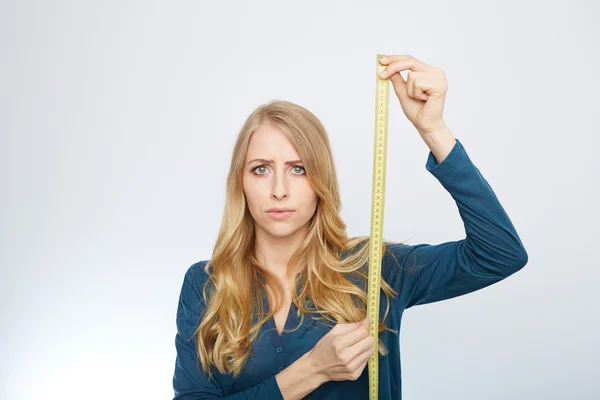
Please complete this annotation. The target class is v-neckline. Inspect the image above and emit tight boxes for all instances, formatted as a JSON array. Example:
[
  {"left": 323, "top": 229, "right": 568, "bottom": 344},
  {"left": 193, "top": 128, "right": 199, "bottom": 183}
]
[
  {"left": 265, "top": 294, "right": 295, "bottom": 337},
  {"left": 257, "top": 272, "right": 302, "bottom": 338}
]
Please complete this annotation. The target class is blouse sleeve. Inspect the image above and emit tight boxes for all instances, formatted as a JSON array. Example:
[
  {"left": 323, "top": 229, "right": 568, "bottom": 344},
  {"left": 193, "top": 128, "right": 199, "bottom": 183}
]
[
  {"left": 173, "top": 263, "right": 284, "bottom": 399},
  {"left": 381, "top": 138, "right": 529, "bottom": 309}
]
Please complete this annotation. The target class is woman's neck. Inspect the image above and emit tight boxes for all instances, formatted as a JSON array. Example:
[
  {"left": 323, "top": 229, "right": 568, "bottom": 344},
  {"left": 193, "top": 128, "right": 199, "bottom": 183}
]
[{"left": 254, "top": 225, "right": 307, "bottom": 281}]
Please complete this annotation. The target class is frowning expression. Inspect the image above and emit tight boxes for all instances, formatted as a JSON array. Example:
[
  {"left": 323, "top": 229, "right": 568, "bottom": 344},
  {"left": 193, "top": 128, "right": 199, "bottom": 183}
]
[{"left": 243, "top": 121, "right": 318, "bottom": 239}]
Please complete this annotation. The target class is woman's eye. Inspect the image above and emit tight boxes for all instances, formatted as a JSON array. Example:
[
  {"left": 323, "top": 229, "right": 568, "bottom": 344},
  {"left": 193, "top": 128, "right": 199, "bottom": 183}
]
[
  {"left": 292, "top": 165, "right": 305, "bottom": 174},
  {"left": 254, "top": 166, "right": 267, "bottom": 174}
]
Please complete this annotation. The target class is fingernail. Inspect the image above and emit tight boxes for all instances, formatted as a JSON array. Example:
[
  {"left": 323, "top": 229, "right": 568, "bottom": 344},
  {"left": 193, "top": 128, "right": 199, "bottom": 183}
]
[
  {"left": 379, "top": 69, "right": 386, "bottom": 78},
  {"left": 368, "top": 318, "right": 373, "bottom": 325},
  {"left": 380, "top": 56, "right": 387, "bottom": 63}
]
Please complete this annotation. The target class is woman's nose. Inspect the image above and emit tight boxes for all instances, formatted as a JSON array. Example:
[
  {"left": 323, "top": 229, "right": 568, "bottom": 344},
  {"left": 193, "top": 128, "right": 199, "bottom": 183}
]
[{"left": 271, "top": 174, "right": 289, "bottom": 199}]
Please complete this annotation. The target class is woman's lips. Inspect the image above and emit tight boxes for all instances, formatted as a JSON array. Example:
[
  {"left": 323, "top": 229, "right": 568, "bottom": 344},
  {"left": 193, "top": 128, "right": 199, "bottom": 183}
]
[{"left": 266, "top": 211, "right": 294, "bottom": 220}]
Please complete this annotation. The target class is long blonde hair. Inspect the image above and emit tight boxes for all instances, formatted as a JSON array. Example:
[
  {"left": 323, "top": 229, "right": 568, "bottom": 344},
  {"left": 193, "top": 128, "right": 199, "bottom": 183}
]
[{"left": 194, "top": 99, "right": 404, "bottom": 381}]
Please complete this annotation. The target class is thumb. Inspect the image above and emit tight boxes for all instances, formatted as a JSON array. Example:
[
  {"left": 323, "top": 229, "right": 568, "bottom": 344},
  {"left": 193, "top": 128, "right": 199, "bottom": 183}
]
[
  {"left": 358, "top": 317, "right": 372, "bottom": 330},
  {"left": 331, "top": 318, "right": 369, "bottom": 335}
]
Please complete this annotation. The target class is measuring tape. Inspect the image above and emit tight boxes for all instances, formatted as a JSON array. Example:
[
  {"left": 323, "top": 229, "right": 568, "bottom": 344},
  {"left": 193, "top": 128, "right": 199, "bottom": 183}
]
[{"left": 367, "top": 54, "right": 390, "bottom": 400}]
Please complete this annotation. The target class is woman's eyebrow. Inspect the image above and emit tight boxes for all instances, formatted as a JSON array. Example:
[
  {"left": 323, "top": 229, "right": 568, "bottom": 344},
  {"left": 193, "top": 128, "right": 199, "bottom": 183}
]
[{"left": 247, "top": 159, "right": 303, "bottom": 165}]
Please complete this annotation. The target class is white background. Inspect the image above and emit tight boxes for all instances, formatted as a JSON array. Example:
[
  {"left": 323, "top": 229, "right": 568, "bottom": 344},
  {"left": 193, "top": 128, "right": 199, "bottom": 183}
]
[{"left": 2, "top": 1, "right": 599, "bottom": 399}]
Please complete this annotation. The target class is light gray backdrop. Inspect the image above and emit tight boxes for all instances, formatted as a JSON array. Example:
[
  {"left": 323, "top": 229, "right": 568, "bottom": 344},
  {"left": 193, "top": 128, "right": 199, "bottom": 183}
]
[{"left": 1, "top": 0, "right": 598, "bottom": 399}]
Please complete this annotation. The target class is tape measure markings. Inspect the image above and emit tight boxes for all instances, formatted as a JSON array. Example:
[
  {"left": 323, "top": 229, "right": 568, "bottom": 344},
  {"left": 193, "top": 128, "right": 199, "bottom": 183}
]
[{"left": 367, "top": 54, "right": 390, "bottom": 400}]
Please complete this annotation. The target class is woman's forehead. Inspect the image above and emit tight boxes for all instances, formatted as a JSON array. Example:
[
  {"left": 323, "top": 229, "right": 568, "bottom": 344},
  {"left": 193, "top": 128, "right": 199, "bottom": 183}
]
[{"left": 246, "top": 125, "right": 300, "bottom": 161}]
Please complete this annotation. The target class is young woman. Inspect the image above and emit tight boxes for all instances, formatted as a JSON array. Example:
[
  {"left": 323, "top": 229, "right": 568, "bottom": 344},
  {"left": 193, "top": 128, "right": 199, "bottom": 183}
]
[{"left": 172, "top": 54, "right": 528, "bottom": 399}]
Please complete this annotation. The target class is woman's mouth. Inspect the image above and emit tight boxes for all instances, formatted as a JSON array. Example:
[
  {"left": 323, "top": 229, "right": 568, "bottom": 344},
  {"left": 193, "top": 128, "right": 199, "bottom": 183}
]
[{"left": 266, "top": 211, "right": 295, "bottom": 220}]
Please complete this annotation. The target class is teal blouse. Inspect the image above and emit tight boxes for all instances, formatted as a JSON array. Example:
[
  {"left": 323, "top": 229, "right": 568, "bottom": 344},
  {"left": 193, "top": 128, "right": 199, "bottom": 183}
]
[{"left": 172, "top": 138, "right": 528, "bottom": 399}]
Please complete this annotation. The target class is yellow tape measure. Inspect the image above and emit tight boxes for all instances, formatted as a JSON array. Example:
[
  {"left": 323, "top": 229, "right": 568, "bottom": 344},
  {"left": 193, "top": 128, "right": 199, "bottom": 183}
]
[{"left": 367, "top": 54, "right": 390, "bottom": 400}]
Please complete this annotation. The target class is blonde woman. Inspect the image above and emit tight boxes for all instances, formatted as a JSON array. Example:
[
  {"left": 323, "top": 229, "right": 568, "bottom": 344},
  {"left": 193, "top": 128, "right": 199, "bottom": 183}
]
[{"left": 172, "top": 54, "right": 528, "bottom": 399}]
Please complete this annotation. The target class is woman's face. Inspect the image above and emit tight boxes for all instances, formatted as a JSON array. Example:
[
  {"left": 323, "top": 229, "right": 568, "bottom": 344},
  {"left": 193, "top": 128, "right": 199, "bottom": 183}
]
[{"left": 242, "top": 121, "right": 318, "bottom": 240}]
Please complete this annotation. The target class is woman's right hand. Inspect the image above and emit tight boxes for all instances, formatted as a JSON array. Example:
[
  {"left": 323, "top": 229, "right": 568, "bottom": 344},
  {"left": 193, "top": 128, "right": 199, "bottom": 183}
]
[{"left": 306, "top": 317, "right": 375, "bottom": 382}]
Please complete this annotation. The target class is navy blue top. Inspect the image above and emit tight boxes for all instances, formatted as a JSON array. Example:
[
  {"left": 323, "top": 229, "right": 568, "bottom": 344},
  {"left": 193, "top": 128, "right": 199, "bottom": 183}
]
[{"left": 172, "top": 138, "right": 528, "bottom": 399}]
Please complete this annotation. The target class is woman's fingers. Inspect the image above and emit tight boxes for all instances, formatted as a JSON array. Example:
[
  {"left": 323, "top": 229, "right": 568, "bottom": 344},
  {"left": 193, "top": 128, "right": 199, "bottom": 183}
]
[
  {"left": 312, "top": 317, "right": 378, "bottom": 382},
  {"left": 379, "top": 54, "right": 430, "bottom": 69},
  {"left": 338, "top": 332, "right": 375, "bottom": 365},
  {"left": 330, "top": 318, "right": 366, "bottom": 335},
  {"left": 346, "top": 336, "right": 376, "bottom": 375},
  {"left": 352, "top": 334, "right": 375, "bottom": 359},
  {"left": 379, "top": 54, "right": 433, "bottom": 77},
  {"left": 332, "top": 319, "right": 371, "bottom": 350}
]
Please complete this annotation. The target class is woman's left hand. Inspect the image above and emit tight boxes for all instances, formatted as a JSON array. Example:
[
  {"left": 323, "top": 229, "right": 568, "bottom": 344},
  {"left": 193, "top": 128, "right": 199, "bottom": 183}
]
[{"left": 379, "top": 54, "right": 448, "bottom": 135}]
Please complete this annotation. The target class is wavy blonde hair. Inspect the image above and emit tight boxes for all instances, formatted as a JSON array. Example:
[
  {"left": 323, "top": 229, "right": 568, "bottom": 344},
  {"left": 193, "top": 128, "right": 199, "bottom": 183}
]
[{"left": 194, "top": 99, "right": 405, "bottom": 381}]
